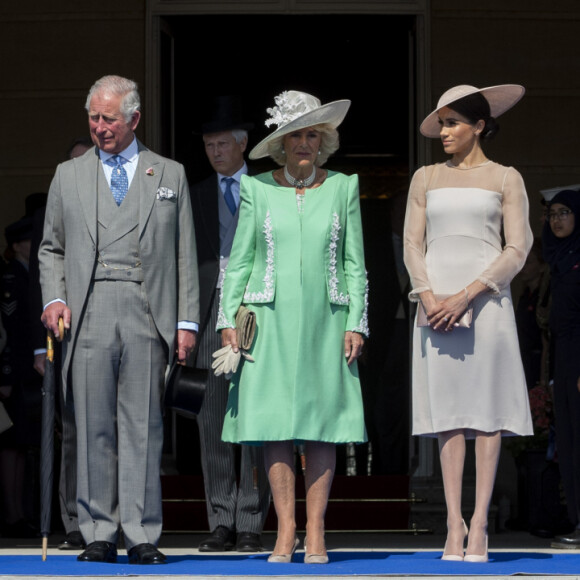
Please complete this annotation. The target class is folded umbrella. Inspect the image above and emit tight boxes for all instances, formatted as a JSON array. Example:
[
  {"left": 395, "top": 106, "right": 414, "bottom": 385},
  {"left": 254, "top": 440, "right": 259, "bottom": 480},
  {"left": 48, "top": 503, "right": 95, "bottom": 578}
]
[{"left": 40, "top": 318, "right": 63, "bottom": 561}]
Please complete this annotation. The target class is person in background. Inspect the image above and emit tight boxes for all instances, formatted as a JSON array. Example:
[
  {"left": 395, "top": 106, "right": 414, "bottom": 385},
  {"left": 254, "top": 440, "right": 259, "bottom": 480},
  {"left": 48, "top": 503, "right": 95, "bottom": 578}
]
[
  {"left": 541, "top": 189, "right": 580, "bottom": 549},
  {"left": 515, "top": 239, "right": 546, "bottom": 390},
  {"left": 190, "top": 97, "right": 270, "bottom": 553},
  {"left": 0, "top": 217, "right": 41, "bottom": 538}
]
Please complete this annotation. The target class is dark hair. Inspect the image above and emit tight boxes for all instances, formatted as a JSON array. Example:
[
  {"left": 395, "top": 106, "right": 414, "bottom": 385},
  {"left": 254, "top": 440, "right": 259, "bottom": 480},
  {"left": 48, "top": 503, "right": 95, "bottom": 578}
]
[{"left": 448, "top": 92, "right": 500, "bottom": 140}]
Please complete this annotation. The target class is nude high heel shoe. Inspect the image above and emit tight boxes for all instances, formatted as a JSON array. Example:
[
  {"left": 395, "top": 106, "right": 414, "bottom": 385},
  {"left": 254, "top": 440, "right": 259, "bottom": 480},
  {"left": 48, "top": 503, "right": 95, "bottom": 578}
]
[
  {"left": 267, "top": 537, "right": 300, "bottom": 563},
  {"left": 304, "top": 537, "right": 329, "bottom": 564},
  {"left": 464, "top": 534, "right": 488, "bottom": 563},
  {"left": 441, "top": 519, "right": 468, "bottom": 561}
]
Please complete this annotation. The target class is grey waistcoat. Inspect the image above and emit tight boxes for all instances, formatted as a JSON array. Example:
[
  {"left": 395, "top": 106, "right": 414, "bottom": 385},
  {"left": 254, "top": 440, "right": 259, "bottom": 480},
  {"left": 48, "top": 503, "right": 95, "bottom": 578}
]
[{"left": 94, "top": 168, "right": 144, "bottom": 282}]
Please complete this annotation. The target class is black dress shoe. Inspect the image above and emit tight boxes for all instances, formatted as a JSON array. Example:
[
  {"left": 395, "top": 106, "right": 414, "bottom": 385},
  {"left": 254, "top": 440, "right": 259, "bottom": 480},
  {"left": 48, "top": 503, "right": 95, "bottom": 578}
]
[
  {"left": 198, "top": 526, "right": 236, "bottom": 552},
  {"left": 551, "top": 528, "right": 580, "bottom": 549},
  {"left": 77, "top": 541, "right": 117, "bottom": 563},
  {"left": 128, "top": 543, "right": 167, "bottom": 565},
  {"left": 58, "top": 531, "right": 86, "bottom": 550},
  {"left": 236, "top": 531, "right": 264, "bottom": 552}
]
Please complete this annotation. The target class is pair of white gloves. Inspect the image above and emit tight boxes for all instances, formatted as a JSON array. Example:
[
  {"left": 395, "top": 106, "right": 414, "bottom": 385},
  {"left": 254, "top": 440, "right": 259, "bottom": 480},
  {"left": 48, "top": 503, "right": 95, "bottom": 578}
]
[{"left": 212, "top": 345, "right": 254, "bottom": 379}]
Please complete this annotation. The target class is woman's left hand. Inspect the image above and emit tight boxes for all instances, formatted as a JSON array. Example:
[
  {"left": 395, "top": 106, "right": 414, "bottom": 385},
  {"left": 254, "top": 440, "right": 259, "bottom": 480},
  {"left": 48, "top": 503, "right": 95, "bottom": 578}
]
[
  {"left": 430, "top": 281, "right": 486, "bottom": 331},
  {"left": 429, "top": 292, "right": 469, "bottom": 332},
  {"left": 345, "top": 331, "right": 364, "bottom": 366}
]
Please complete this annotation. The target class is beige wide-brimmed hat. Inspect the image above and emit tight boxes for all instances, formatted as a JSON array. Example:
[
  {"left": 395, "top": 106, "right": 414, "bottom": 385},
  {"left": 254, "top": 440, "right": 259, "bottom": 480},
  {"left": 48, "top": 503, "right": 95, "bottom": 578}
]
[
  {"left": 420, "top": 84, "right": 525, "bottom": 138},
  {"left": 249, "top": 90, "right": 351, "bottom": 160}
]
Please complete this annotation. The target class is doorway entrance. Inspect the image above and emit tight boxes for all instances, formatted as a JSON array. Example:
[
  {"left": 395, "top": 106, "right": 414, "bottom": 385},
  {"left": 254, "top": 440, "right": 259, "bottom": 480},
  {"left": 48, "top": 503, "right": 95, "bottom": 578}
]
[{"left": 158, "top": 14, "right": 420, "bottom": 180}]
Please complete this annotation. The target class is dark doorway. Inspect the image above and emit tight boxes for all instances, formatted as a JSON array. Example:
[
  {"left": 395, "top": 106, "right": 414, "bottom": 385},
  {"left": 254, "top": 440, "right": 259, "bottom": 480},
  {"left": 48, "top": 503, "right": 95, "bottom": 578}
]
[{"left": 165, "top": 14, "right": 414, "bottom": 185}]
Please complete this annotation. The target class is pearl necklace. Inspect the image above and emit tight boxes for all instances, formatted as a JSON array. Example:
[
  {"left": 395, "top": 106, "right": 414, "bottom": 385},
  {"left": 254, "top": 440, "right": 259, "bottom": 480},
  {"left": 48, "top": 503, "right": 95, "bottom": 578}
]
[{"left": 284, "top": 165, "right": 316, "bottom": 189}]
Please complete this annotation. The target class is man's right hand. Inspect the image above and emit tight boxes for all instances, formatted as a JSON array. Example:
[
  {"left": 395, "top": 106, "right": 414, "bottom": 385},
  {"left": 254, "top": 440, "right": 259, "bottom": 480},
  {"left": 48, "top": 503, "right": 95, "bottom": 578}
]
[{"left": 41, "top": 302, "right": 71, "bottom": 341}]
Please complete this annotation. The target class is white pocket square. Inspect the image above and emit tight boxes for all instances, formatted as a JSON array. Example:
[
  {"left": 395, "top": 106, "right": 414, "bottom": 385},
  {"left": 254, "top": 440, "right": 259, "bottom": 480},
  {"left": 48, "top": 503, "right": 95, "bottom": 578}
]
[{"left": 157, "top": 187, "right": 176, "bottom": 200}]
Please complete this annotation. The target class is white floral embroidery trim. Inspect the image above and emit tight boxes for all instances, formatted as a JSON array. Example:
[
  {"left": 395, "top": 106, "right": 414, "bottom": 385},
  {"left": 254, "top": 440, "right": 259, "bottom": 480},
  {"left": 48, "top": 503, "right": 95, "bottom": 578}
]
[
  {"left": 216, "top": 269, "right": 235, "bottom": 330},
  {"left": 328, "top": 212, "right": 350, "bottom": 305},
  {"left": 352, "top": 274, "right": 370, "bottom": 337},
  {"left": 244, "top": 211, "right": 275, "bottom": 302}
]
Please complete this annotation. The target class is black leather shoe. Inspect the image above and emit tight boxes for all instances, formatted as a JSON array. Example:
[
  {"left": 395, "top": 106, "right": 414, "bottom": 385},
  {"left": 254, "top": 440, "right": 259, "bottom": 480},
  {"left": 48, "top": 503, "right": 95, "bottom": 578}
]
[
  {"left": 58, "top": 531, "right": 86, "bottom": 550},
  {"left": 236, "top": 531, "right": 264, "bottom": 552},
  {"left": 551, "top": 529, "right": 580, "bottom": 549},
  {"left": 77, "top": 541, "right": 117, "bottom": 563},
  {"left": 128, "top": 543, "right": 167, "bottom": 565},
  {"left": 198, "top": 526, "right": 236, "bottom": 552}
]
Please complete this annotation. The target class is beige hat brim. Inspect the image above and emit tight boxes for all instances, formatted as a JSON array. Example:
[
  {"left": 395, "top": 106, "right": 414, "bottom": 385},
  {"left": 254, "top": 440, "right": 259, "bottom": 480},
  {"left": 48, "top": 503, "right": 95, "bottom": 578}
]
[
  {"left": 249, "top": 99, "right": 351, "bottom": 160},
  {"left": 420, "top": 84, "right": 525, "bottom": 138}
]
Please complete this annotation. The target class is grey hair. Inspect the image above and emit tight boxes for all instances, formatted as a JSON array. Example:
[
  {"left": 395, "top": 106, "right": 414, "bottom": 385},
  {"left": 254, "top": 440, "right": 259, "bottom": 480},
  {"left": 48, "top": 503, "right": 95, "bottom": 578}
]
[
  {"left": 231, "top": 129, "right": 248, "bottom": 144},
  {"left": 267, "top": 124, "right": 340, "bottom": 167},
  {"left": 84, "top": 75, "right": 141, "bottom": 122}
]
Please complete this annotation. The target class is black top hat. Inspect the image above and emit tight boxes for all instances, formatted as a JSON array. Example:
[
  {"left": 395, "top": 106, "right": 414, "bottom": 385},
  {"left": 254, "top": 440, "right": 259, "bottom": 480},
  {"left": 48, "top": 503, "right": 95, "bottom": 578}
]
[
  {"left": 5, "top": 216, "right": 33, "bottom": 246},
  {"left": 199, "top": 96, "right": 254, "bottom": 134},
  {"left": 165, "top": 361, "right": 207, "bottom": 418}
]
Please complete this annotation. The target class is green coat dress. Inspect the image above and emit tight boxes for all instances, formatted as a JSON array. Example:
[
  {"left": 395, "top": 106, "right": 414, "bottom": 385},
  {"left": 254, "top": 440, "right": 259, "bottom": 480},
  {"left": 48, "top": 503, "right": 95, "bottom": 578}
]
[{"left": 217, "top": 170, "right": 368, "bottom": 444}]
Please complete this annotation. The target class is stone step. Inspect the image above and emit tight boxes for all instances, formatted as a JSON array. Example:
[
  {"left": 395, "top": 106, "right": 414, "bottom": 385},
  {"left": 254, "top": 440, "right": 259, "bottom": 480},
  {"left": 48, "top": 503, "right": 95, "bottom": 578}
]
[{"left": 161, "top": 475, "right": 418, "bottom": 533}]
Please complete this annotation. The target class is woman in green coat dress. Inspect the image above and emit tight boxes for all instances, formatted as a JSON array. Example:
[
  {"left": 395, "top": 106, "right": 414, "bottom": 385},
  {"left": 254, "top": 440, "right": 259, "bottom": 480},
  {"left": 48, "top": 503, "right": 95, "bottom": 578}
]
[{"left": 217, "top": 91, "right": 368, "bottom": 564}]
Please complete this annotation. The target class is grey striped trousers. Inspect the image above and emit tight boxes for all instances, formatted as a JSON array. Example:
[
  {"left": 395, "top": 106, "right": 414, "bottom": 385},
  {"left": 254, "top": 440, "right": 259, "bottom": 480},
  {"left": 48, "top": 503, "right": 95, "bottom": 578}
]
[{"left": 196, "top": 295, "right": 270, "bottom": 533}]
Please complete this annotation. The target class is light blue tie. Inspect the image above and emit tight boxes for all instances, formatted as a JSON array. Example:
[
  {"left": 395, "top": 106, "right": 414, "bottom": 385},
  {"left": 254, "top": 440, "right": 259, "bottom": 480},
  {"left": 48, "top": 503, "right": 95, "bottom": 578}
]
[
  {"left": 222, "top": 177, "right": 237, "bottom": 215},
  {"left": 107, "top": 155, "right": 128, "bottom": 206}
]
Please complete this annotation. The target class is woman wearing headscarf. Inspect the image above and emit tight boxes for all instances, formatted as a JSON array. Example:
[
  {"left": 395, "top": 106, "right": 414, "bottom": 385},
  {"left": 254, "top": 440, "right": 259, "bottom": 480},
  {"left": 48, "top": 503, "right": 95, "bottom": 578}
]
[
  {"left": 542, "top": 189, "right": 580, "bottom": 549},
  {"left": 216, "top": 91, "right": 367, "bottom": 564},
  {"left": 404, "top": 85, "right": 533, "bottom": 562},
  {"left": 0, "top": 217, "right": 42, "bottom": 537}
]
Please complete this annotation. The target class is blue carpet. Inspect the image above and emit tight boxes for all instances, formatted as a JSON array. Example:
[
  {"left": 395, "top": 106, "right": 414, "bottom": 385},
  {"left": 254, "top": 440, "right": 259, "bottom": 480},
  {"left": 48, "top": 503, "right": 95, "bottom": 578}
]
[{"left": 1, "top": 551, "right": 579, "bottom": 576}]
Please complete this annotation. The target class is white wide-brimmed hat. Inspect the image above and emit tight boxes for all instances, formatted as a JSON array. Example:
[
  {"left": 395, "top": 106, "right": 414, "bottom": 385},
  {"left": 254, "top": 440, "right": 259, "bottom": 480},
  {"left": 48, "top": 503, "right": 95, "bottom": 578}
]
[
  {"left": 249, "top": 90, "right": 351, "bottom": 160},
  {"left": 420, "top": 84, "right": 525, "bottom": 138}
]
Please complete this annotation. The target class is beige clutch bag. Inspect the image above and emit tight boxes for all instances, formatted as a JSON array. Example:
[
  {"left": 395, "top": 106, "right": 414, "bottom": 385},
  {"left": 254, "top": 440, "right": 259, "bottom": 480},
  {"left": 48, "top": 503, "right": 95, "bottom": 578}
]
[
  {"left": 417, "top": 296, "right": 473, "bottom": 329},
  {"left": 235, "top": 305, "right": 256, "bottom": 350}
]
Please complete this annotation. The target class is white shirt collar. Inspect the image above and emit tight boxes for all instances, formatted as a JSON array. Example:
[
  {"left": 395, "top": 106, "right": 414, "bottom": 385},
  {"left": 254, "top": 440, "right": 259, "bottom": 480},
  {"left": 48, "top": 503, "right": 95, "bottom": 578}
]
[
  {"left": 98, "top": 136, "right": 139, "bottom": 164},
  {"left": 217, "top": 162, "right": 248, "bottom": 185}
]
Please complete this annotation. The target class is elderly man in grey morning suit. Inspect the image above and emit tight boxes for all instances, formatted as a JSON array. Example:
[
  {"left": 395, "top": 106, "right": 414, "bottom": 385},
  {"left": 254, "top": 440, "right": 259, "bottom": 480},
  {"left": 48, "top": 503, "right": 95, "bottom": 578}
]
[{"left": 39, "top": 75, "right": 199, "bottom": 565}]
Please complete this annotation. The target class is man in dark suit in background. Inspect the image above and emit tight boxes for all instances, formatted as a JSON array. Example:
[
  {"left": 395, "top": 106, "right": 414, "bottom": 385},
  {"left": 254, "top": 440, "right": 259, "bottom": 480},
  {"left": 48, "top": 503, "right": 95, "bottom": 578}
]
[{"left": 190, "top": 97, "right": 270, "bottom": 552}]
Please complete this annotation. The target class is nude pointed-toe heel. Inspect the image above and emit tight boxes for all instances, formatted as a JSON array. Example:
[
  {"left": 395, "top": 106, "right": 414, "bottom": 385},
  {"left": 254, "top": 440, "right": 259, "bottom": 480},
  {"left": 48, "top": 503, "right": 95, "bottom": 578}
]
[
  {"left": 304, "top": 537, "right": 329, "bottom": 564},
  {"left": 304, "top": 553, "right": 329, "bottom": 564},
  {"left": 441, "top": 519, "right": 468, "bottom": 561},
  {"left": 464, "top": 535, "right": 488, "bottom": 563},
  {"left": 267, "top": 537, "right": 300, "bottom": 563}
]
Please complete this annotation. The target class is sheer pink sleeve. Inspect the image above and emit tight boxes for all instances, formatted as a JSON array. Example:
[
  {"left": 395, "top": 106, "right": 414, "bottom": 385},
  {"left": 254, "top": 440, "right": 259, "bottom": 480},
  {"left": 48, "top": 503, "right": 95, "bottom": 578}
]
[
  {"left": 403, "top": 167, "right": 431, "bottom": 302},
  {"left": 478, "top": 167, "right": 533, "bottom": 292}
]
